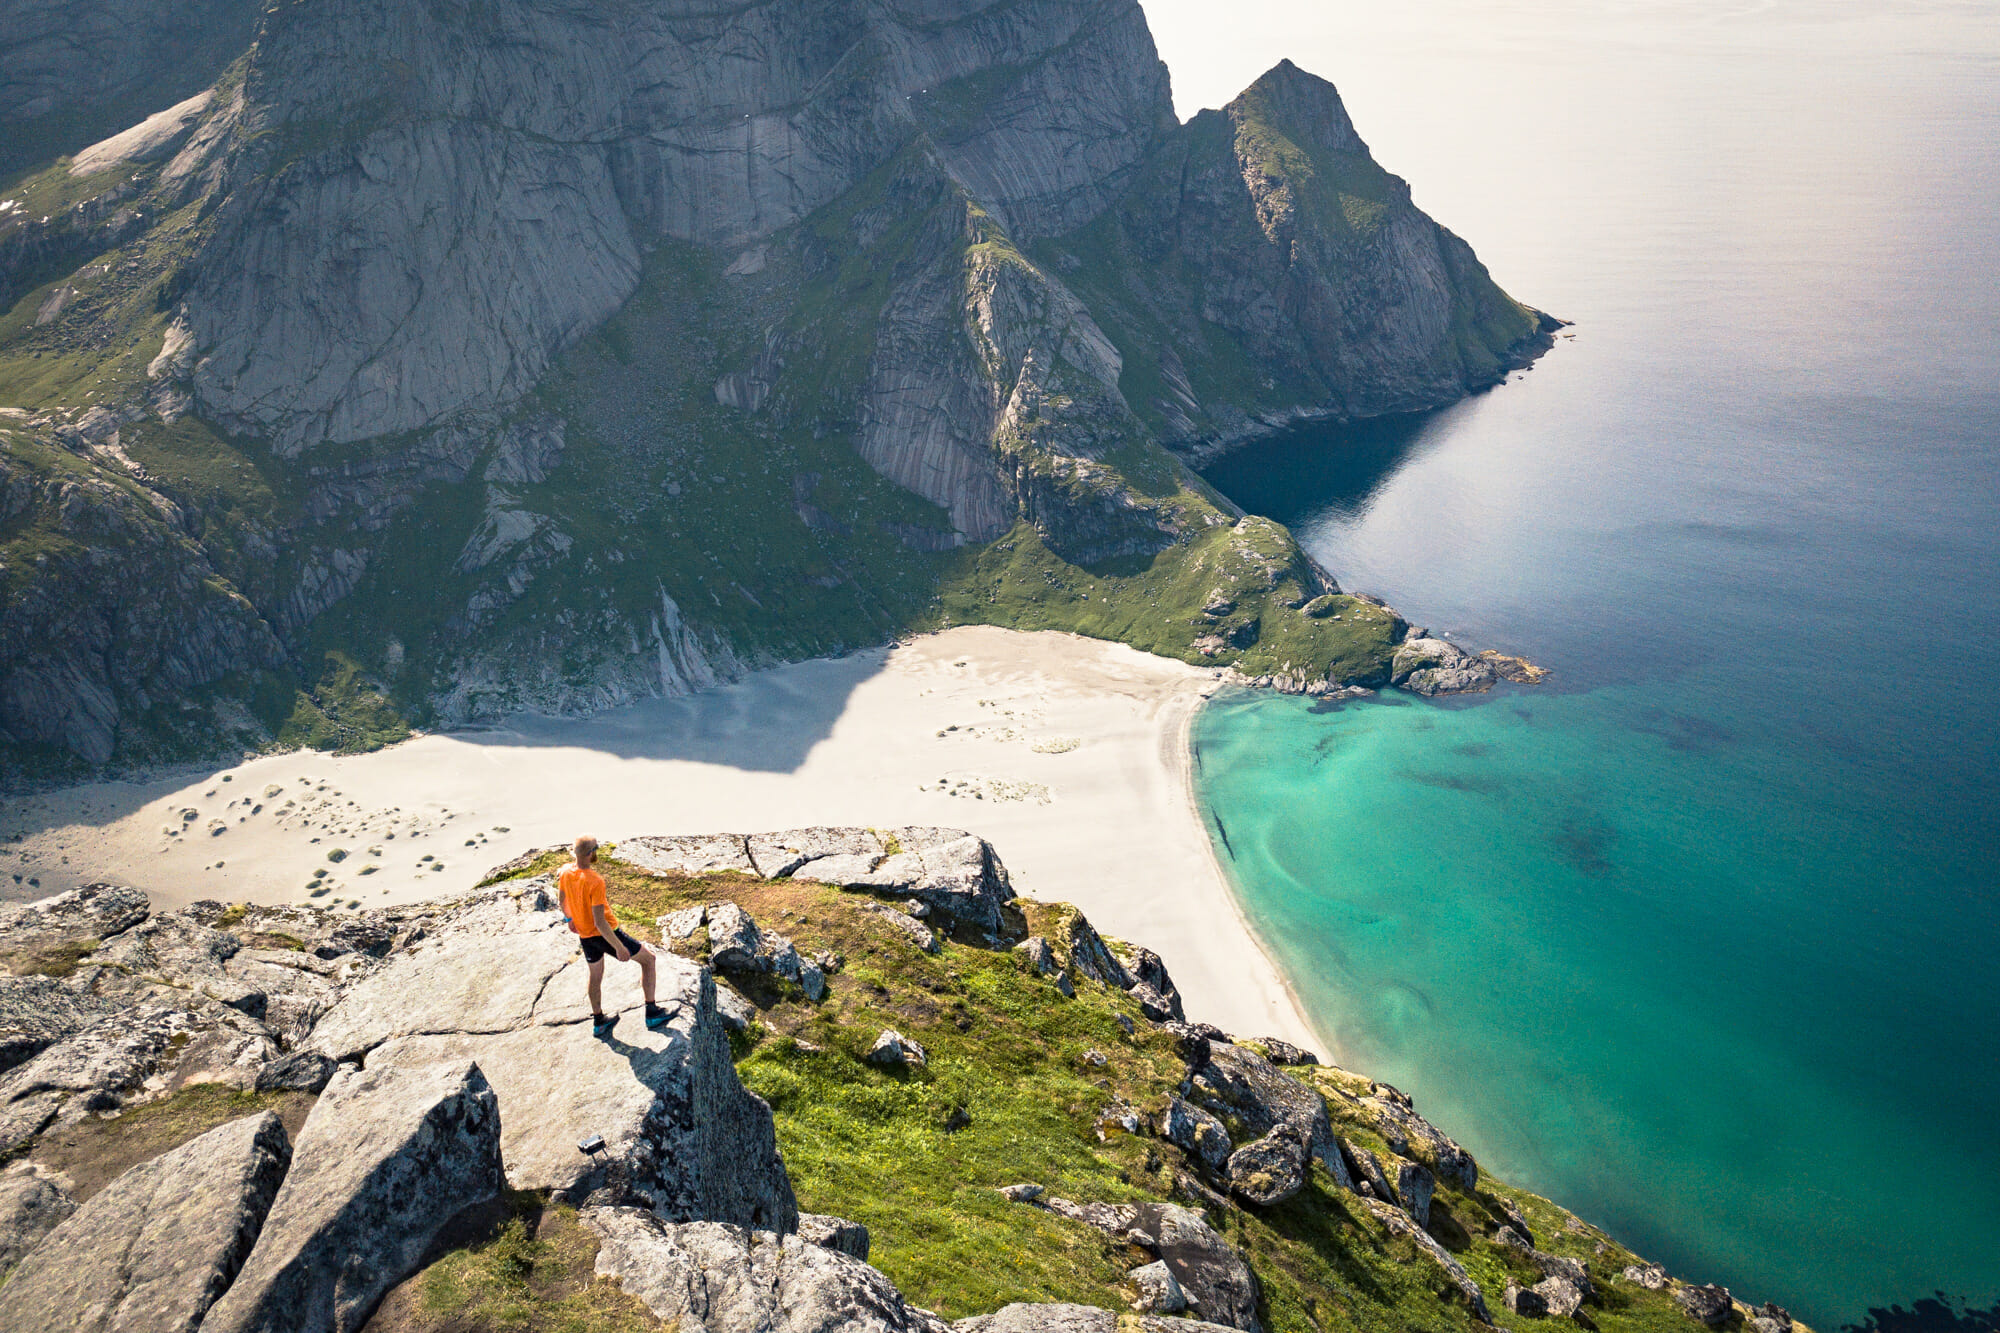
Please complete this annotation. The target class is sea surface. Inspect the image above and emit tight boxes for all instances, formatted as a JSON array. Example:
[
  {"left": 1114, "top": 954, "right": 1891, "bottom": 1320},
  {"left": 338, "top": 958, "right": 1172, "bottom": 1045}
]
[{"left": 1166, "top": 3, "right": 2000, "bottom": 1328}]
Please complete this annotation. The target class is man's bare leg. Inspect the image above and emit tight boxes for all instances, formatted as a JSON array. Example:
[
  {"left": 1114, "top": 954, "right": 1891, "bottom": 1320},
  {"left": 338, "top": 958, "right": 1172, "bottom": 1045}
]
[
  {"left": 587, "top": 958, "right": 607, "bottom": 1017},
  {"left": 636, "top": 945, "right": 657, "bottom": 1006}
]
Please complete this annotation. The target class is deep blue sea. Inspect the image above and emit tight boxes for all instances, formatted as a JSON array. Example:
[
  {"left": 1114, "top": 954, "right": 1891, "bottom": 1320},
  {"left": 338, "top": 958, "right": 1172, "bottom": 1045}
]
[{"left": 1170, "top": 4, "right": 2000, "bottom": 1328}]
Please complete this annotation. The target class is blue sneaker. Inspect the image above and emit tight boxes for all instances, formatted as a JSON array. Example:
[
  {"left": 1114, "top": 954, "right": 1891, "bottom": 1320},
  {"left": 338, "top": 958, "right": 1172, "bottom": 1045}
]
[
  {"left": 592, "top": 1013, "right": 618, "bottom": 1040},
  {"left": 645, "top": 1004, "right": 669, "bottom": 1031}
]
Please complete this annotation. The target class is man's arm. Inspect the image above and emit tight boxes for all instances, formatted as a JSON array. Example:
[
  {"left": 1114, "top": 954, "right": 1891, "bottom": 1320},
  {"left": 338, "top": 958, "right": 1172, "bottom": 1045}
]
[{"left": 591, "top": 903, "right": 630, "bottom": 961}]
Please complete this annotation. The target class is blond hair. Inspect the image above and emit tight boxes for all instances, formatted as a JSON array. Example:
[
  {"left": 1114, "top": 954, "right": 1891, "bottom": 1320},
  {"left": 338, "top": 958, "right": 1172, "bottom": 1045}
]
[{"left": 573, "top": 835, "right": 598, "bottom": 867}]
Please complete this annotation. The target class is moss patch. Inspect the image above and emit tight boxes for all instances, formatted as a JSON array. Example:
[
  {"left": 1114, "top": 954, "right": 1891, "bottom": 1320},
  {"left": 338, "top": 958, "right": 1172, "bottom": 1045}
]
[{"left": 25, "top": 1083, "right": 315, "bottom": 1202}]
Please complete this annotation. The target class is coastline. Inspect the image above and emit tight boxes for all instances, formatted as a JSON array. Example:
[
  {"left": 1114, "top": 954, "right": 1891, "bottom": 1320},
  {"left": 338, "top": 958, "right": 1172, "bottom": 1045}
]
[
  {"left": 1169, "top": 687, "right": 1341, "bottom": 1060},
  {"left": 0, "top": 626, "right": 1327, "bottom": 1054}
]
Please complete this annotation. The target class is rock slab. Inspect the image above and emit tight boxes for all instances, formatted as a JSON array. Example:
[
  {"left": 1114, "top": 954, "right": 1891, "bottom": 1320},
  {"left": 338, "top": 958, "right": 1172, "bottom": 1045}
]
[
  {"left": 199, "top": 1061, "right": 501, "bottom": 1333},
  {"left": 584, "top": 1207, "right": 942, "bottom": 1333},
  {"left": 0, "top": 1110, "right": 289, "bottom": 1333}
]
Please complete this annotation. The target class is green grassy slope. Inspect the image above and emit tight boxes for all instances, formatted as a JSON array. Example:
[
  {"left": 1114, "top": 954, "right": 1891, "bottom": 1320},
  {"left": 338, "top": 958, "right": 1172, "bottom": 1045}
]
[{"left": 360, "top": 850, "right": 1772, "bottom": 1333}]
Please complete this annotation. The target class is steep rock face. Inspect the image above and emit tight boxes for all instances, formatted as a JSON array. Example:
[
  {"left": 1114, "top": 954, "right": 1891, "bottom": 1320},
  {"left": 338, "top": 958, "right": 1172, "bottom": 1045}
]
[
  {"left": 1051, "top": 60, "right": 1547, "bottom": 463},
  {"left": 0, "top": 0, "right": 260, "bottom": 174},
  {"left": 0, "top": 0, "right": 1545, "bottom": 770},
  {"left": 183, "top": 0, "right": 1177, "bottom": 454}
]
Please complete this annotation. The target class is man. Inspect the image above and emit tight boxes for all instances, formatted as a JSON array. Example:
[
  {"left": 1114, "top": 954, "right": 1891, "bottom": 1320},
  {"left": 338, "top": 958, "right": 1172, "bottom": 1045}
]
[{"left": 559, "top": 836, "right": 668, "bottom": 1039}]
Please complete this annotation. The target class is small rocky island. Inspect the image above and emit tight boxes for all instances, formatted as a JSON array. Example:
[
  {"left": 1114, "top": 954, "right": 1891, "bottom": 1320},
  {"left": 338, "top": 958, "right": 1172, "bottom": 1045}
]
[{"left": 0, "top": 827, "right": 1796, "bottom": 1332}]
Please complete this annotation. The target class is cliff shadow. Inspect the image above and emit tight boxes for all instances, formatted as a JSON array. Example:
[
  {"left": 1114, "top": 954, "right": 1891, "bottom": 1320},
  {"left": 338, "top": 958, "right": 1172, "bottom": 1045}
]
[
  {"left": 1197, "top": 408, "right": 1448, "bottom": 530},
  {"left": 446, "top": 643, "right": 889, "bottom": 774}
]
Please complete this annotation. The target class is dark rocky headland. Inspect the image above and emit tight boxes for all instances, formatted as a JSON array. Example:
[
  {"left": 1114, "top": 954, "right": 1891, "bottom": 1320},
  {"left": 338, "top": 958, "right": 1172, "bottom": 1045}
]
[
  {"left": 0, "top": 830, "right": 1802, "bottom": 1333},
  {"left": 0, "top": 0, "right": 1557, "bottom": 782}
]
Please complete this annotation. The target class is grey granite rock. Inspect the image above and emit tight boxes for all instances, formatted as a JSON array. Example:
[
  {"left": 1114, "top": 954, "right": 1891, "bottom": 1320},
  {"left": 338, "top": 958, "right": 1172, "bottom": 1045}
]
[
  {"left": 1622, "top": 1263, "right": 1671, "bottom": 1291},
  {"left": 1391, "top": 637, "right": 1498, "bottom": 697},
  {"left": 0, "top": 1111, "right": 289, "bottom": 1333},
  {"left": 1042, "top": 1198, "right": 1259, "bottom": 1332},
  {"left": 620, "top": 834, "right": 758, "bottom": 878},
  {"left": 0, "top": 883, "right": 149, "bottom": 967},
  {"left": 0, "top": 975, "right": 114, "bottom": 1074},
  {"left": 1161, "top": 1095, "right": 1233, "bottom": 1173},
  {"left": 0, "top": 1160, "right": 72, "bottom": 1277},
  {"left": 1252, "top": 1038, "right": 1316, "bottom": 1067},
  {"left": 1533, "top": 1275, "right": 1587, "bottom": 1319},
  {"left": 584, "top": 1208, "right": 941, "bottom": 1333},
  {"left": 714, "top": 981, "right": 758, "bottom": 1032},
  {"left": 200, "top": 1062, "right": 500, "bottom": 1333},
  {"left": 1225, "top": 1130, "right": 1309, "bottom": 1206},
  {"left": 706, "top": 901, "right": 764, "bottom": 973},
  {"left": 866, "top": 1029, "right": 927, "bottom": 1069},
  {"left": 309, "top": 888, "right": 794, "bottom": 1228},
  {"left": 955, "top": 1305, "right": 1116, "bottom": 1333},
  {"left": 1130, "top": 1259, "right": 1188, "bottom": 1313},
  {"left": 1675, "top": 1284, "right": 1737, "bottom": 1328},
  {"left": 1506, "top": 1283, "right": 1549, "bottom": 1318},
  {"left": 1341, "top": 1140, "right": 1398, "bottom": 1207},
  {"left": 1395, "top": 1159, "right": 1436, "bottom": 1228},
  {"left": 797, "top": 1212, "right": 870, "bottom": 1261}
]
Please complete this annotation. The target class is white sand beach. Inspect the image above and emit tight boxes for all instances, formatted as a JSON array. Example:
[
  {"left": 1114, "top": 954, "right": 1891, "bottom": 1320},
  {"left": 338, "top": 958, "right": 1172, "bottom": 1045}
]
[{"left": 0, "top": 627, "right": 1323, "bottom": 1053}]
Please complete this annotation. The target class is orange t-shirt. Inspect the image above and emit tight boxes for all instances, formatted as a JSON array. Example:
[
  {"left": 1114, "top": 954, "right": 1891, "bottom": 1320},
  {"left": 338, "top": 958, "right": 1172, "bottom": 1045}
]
[{"left": 558, "top": 865, "right": 618, "bottom": 937}]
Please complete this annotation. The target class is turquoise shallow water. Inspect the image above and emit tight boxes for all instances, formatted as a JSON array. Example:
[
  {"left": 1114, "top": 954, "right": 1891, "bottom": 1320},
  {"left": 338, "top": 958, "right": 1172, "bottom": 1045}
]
[{"left": 1174, "top": 2, "right": 2000, "bottom": 1327}]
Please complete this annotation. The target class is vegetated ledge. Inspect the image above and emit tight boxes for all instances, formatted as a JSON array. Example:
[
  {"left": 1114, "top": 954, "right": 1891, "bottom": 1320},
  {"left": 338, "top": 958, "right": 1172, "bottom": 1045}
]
[{"left": 1, "top": 827, "right": 1795, "bottom": 1333}]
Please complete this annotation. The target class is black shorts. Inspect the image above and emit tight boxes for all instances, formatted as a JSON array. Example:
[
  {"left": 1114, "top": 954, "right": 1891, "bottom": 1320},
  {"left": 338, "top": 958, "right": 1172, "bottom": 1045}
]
[{"left": 579, "top": 928, "right": 644, "bottom": 964}]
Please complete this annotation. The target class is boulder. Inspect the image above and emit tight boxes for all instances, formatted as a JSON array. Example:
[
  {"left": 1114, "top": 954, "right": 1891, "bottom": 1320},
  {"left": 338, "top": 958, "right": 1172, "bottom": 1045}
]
[
  {"left": 1534, "top": 1275, "right": 1587, "bottom": 1317},
  {"left": 1495, "top": 1198, "right": 1536, "bottom": 1247},
  {"left": 955, "top": 1305, "right": 1116, "bottom": 1333},
  {"left": 1362, "top": 1197, "right": 1491, "bottom": 1322},
  {"left": 1395, "top": 1159, "right": 1435, "bottom": 1228},
  {"left": 200, "top": 1062, "right": 501, "bottom": 1333},
  {"left": 1139, "top": 1202, "right": 1261, "bottom": 1332},
  {"left": 1130, "top": 1259, "right": 1187, "bottom": 1313},
  {"left": 1113, "top": 945, "right": 1186, "bottom": 1021},
  {"left": 661, "top": 905, "right": 706, "bottom": 939},
  {"left": 1505, "top": 1283, "right": 1549, "bottom": 1318},
  {"left": 1191, "top": 1042, "right": 1331, "bottom": 1150},
  {"left": 1225, "top": 1130, "right": 1309, "bottom": 1206},
  {"left": 755, "top": 827, "right": 1015, "bottom": 937},
  {"left": 797, "top": 1212, "right": 870, "bottom": 1261},
  {"left": 0, "top": 1111, "right": 289, "bottom": 1333},
  {"left": 706, "top": 901, "right": 763, "bottom": 972},
  {"left": 869, "top": 903, "right": 940, "bottom": 954},
  {"left": 1060, "top": 911, "right": 1133, "bottom": 989},
  {"left": 866, "top": 1029, "right": 928, "bottom": 1069},
  {"left": 1341, "top": 1140, "right": 1397, "bottom": 1206},
  {"left": 1254, "top": 1038, "right": 1317, "bottom": 1066},
  {"left": 312, "top": 891, "right": 793, "bottom": 1228},
  {"left": 1160, "top": 1095, "right": 1233, "bottom": 1173},
  {"left": 998, "top": 1183, "right": 1045, "bottom": 1203},
  {"left": 1622, "top": 1263, "right": 1671, "bottom": 1290},
  {"left": 584, "top": 1208, "right": 942, "bottom": 1333},
  {"left": 1045, "top": 1198, "right": 1260, "bottom": 1332},
  {"left": 1675, "top": 1284, "right": 1737, "bottom": 1328},
  {"left": 1532, "top": 1252, "right": 1593, "bottom": 1298},
  {"left": 1750, "top": 1303, "right": 1795, "bottom": 1333},
  {"left": 0, "top": 1161, "right": 73, "bottom": 1276}
]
